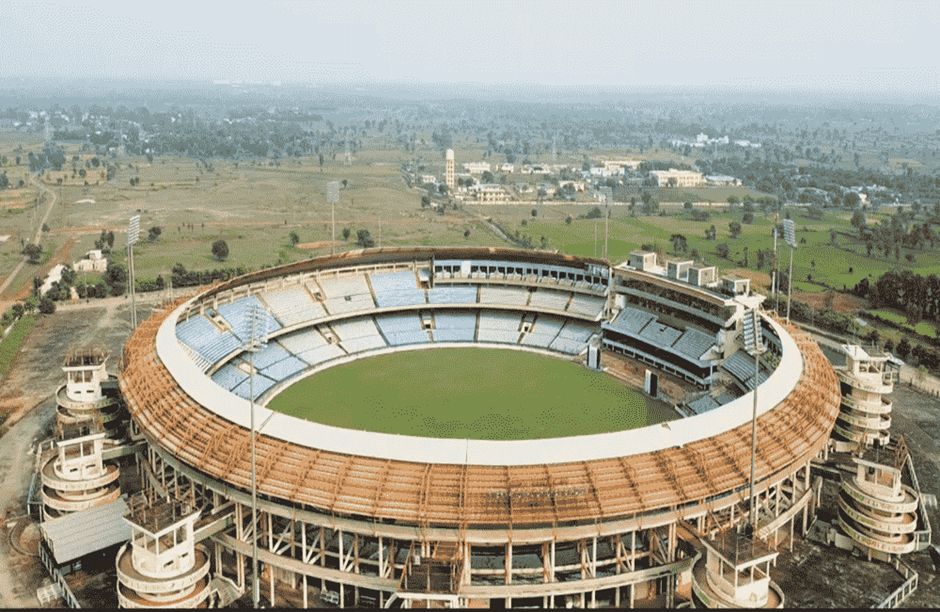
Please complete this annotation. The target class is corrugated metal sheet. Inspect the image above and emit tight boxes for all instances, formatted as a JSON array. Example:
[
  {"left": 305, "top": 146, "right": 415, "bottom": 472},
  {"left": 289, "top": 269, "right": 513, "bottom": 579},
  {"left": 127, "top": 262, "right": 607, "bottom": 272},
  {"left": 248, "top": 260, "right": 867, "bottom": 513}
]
[{"left": 41, "top": 498, "right": 131, "bottom": 564}]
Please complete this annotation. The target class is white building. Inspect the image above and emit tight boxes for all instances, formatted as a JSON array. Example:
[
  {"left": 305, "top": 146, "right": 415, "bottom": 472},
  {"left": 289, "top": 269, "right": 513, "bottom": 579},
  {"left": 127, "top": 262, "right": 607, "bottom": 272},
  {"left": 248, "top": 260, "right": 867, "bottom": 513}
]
[
  {"left": 467, "top": 183, "right": 510, "bottom": 203},
  {"left": 74, "top": 250, "right": 108, "bottom": 273},
  {"left": 495, "top": 163, "right": 514, "bottom": 173},
  {"left": 705, "top": 175, "right": 742, "bottom": 187},
  {"left": 649, "top": 168, "right": 705, "bottom": 188},
  {"left": 445, "top": 149, "right": 455, "bottom": 190},
  {"left": 420, "top": 174, "right": 437, "bottom": 184},
  {"left": 463, "top": 162, "right": 491, "bottom": 174}
]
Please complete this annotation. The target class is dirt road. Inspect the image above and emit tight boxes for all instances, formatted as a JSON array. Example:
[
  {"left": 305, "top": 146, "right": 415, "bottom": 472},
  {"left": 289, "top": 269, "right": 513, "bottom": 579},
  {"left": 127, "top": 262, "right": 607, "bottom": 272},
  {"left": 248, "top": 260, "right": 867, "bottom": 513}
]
[{"left": 0, "top": 177, "right": 58, "bottom": 301}]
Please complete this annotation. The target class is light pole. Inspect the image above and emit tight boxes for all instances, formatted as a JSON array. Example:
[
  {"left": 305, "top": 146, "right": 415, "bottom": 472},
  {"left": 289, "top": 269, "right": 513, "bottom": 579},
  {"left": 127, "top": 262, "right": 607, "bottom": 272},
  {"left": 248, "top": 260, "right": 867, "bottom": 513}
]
[
  {"left": 127, "top": 215, "right": 140, "bottom": 329},
  {"left": 740, "top": 307, "right": 767, "bottom": 531},
  {"left": 782, "top": 219, "right": 797, "bottom": 325},
  {"left": 242, "top": 303, "right": 269, "bottom": 609}
]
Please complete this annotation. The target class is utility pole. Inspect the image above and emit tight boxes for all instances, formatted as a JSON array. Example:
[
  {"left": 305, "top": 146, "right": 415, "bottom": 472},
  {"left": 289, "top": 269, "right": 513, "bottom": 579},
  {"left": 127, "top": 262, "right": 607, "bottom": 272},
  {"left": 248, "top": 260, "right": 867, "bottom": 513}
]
[
  {"left": 327, "top": 181, "right": 339, "bottom": 256},
  {"left": 127, "top": 215, "right": 140, "bottom": 330}
]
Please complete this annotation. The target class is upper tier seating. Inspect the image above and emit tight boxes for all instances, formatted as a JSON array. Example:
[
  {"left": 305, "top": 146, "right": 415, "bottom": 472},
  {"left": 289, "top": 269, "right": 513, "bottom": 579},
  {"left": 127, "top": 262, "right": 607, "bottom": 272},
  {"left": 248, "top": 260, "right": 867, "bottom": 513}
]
[
  {"left": 231, "top": 372, "right": 276, "bottom": 399},
  {"left": 370, "top": 271, "right": 427, "bottom": 308},
  {"left": 479, "top": 311, "right": 522, "bottom": 332},
  {"left": 314, "top": 276, "right": 376, "bottom": 315},
  {"left": 332, "top": 317, "right": 387, "bottom": 354},
  {"left": 528, "top": 289, "right": 570, "bottom": 312},
  {"left": 427, "top": 286, "right": 478, "bottom": 305},
  {"left": 217, "top": 295, "right": 283, "bottom": 341},
  {"left": 261, "top": 285, "right": 325, "bottom": 328},
  {"left": 567, "top": 294, "right": 606, "bottom": 318},
  {"left": 176, "top": 314, "right": 243, "bottom": 366},
  {"left": 376, "top": 313, "right": 429, "bottom": 346},
  {"left": 261, "top": 356, "right": 308, "bottom": 381},
  {"left": 479, "top": 285, "right": 529, "bottom": 307}
]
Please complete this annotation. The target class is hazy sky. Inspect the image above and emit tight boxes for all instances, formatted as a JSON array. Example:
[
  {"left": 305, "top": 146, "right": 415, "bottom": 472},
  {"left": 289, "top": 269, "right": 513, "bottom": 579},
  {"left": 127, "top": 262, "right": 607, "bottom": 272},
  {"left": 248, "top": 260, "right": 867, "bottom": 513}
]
[{"left": 1, "top": 0, "right": 937, "bottom": 98}]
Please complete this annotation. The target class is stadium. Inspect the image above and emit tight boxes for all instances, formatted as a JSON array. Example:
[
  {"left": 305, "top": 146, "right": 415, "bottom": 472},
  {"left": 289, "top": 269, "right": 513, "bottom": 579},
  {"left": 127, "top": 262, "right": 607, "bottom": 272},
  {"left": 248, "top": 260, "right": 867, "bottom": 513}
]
[{"left": 117, "top": 246, "right": 841, "bottom": 608}]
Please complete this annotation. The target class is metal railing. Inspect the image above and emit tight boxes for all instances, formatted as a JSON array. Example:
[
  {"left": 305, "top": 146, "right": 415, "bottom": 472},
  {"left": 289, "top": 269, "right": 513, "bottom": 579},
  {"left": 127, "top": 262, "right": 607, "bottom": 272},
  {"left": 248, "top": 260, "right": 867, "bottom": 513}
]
[
  {"left": 875, "top": 559, "right": 918, "bottom": 608},
  {"left": 38, "top": 543, "right": 81, "bottom": 608}
]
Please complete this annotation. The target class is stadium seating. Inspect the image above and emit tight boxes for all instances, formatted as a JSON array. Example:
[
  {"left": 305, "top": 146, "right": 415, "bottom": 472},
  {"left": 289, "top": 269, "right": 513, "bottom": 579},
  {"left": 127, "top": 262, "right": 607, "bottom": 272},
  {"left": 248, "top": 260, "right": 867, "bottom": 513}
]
[
  {"left": 550, "top": 321, "right": 595, "bottom": 355},
  {"left": 315, "top": 275, "right": 377, "bottom": 315},
  {"left": 295, "top": 343, "right": 347, "bottom": 367},
  {"left": 431, "top": 312, "right": 476, "bottom": 343},
  {"left": 671, "top": 329, "right": 716, "bottom": 361},
  {"left": 529, "top": 289, "right": 570, "bottom": 312},
  {"left": 277, "top": 328, "right": 328, "bottom": 353},
  {"left": 427, "top": 286, "right": 478, "bottom": 305},
  {"left": 479, "top": 285, "right": 528, "bottom": 307},
  {"left": 376, "top": 313, "right": 429, "bottom": 346},
  {"left": 248, "top": 342, "right": 292, "bottom": 370},
  {"left": 607, "top": 307, "right": 656, "bottom": 335},
  {"left": 686, "top": 395, "right": 720, "bottom": 415},
  {"left": 567, "top": 294, "right": 606, "bottom": 318},
  {"left": 176, "top": 314, "right": 244, "bottom": 366},
  {"left": 479, "top": 311, "right": 522, "bottom": 332},
  {"left": 210, "top": 364, "right": 248, "bottom": 391},
  {"left": 370, "top": 271, "right": 427, "bottom": 308},
  {"left": 231, "top": 373, "right": 277, "bottom": 400},
  {"left": 217, "top": 295, "right": 283, "bottom": 341},
  {"left": 261, "top": 356, "right": 308, "bottom": 381},
  {"left": 332, "top": 317, "right": 387, "bottom": 354},
  {"left": 261, "top": 286, "right": 325, "bottom": 327},
  {"left": 638, "top": 321, "right": 683, "bottom": 347}
]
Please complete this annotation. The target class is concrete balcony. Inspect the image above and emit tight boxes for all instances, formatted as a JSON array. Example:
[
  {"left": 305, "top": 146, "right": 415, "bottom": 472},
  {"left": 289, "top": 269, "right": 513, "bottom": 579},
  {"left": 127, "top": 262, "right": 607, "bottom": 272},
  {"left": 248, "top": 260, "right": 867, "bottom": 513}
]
[
  {"left": 835, "top": 517, "right": 916, "bottom": 556},
  {"left": 837, "top": 371, "right": 893, "bottom": 395},
  {"left": 837, "top": 411, "right": 891, "bottom": 431},
  {"left": 42, "top": 484, "right": 121, "bottom": 513},
  {"left": 41, "top": 455, "right": 120, "bottom": 492},
  {"left": 55, "top": 384, "right": 118, "bottom": 411},
  {"left": 116, "top": 543, "right": 211, "bottom": 596},
  {"left": 691, "top": 556, "right": 784, "bottom": 608},
  {"left": 840, "top": 479, "right": 919, "bottom": 514},
  {"left": 117, "top": 577, "right": 209, "bottom": 608},
  {"left": 841, "top": 394, "right": 892, "bottom": 415},
  {"left": 832, "top": 422, "right": 890, "bottom": 447},
  {"left": 838, "top": 497, "right": 917, "bottom": 535}
]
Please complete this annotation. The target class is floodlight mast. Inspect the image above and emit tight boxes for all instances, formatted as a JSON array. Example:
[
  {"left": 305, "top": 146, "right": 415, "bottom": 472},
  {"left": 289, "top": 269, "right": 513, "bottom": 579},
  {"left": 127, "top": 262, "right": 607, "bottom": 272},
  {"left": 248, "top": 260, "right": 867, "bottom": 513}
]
[
  {"left": 783, "top": 219, "right": 797, "bottom": 325},
  {"left": 740, "top": 307, "right": 766, "bottom": 532},
  {"left": 127, "top": 215, "right": 140, "bottom": 330},
  {"left": 243, "top": 304, "right": 269, "bottom": 609}
]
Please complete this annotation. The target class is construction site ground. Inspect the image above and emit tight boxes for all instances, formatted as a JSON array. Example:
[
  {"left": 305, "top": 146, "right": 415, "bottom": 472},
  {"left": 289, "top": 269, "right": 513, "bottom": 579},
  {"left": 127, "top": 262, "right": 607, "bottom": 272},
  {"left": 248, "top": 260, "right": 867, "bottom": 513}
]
[{"left": 1, "top": 301, "right": 940, "bottom": 607}]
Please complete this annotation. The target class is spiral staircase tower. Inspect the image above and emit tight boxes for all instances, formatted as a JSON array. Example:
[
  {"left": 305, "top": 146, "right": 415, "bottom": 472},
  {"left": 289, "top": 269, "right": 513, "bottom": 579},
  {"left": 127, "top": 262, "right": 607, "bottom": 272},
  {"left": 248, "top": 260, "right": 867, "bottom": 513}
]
[
  {"left": 56, "top": 348, "right": 126, "bottom": 440},
  {"left": 832, "top": 345, "right": 899, "bottom": 451},
  {"left": 836, "top": 458, "right": 919, "bottom": 562},
  {"left": 40, "top": 431, "right": 122, "bottom": 521},
  {"left": 115, "top": 493, "right": 211, "bottom": 608}
]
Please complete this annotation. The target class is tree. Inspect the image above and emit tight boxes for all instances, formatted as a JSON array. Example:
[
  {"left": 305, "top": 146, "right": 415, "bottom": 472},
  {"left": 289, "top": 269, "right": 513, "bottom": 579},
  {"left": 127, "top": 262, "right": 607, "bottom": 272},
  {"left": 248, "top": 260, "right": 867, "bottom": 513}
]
[
  {"left": 896, "top": 337, "right": 911, "bottom": 360},
  {"left": 851, "top": 209, "right": 866, "bottom": 236},
  {"left": 342, "top": 228, "right": 351, "bottom": 241},
  {"left": 705, "top": 225, "right": 717, "bottom": 240},
  {"left": 670, "top": 233, "right": 688, "bottom": 255},
  {"left": 585, "top": 207, "right": 603, "bottom": 219},
  {"left": 727, "top": 195, "right": 740, "bottom": 209},
  {"left": 356, "top": 229, "right": 375, "bottom": 248},
  {"left": 147, "top": 226, "right": 162, "bottom": 242},
  {"left": 531, "top": 208, "right": 537, "bottom": 217},
  {"left": 844, "top": 192, "right": 861, "bottom": 208},
  {"left": 742, "top": 212, "right": 754, "bottom": 224},
  {"left": 23, "top": 243, "right": 42, "bottom": 264},
  {"left": 565, "top": 215, "right": 572, "bottom": 225},
  {"left": 829, "top": 229, "right": 838, "bottom": 245},
  {"left": 463, "top": 229, "right": 471, "bottom": 238},
  {"left": 481, "top": 170, "right": 494, "bottom": 184},
  {"left": 684, "top": 201, "right": 693, "bottom": 211},
  {"left": 716, "top": 243, "right": 730, "bottom": 259},
  {"left": 289, "top": 231, "right": 300, "bottom": 245},
  {"left": 212, "top": 239, "right": 229, "bottom": 261},
  {"left": 807, "top": 205, "right": 824, "bottom": 220},
  {"left": 728, "top": 220, "right": 742, "bottom": 239},
  {"left": 38, "top": 296, "right": 56, "bottom": 315}
]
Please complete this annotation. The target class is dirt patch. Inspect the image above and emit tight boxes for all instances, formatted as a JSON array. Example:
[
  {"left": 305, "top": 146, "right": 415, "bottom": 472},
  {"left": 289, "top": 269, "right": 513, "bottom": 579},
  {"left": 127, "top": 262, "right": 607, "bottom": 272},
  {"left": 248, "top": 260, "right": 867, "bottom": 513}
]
[
  {"left": 728, "top": 268, "right": 772, "bottom": 290},
  {"left": 792, "top": 291, "right": 865, "bottom": 314},
  {"left": 296, "top": 240, "right": 340, "bottom": 250}
]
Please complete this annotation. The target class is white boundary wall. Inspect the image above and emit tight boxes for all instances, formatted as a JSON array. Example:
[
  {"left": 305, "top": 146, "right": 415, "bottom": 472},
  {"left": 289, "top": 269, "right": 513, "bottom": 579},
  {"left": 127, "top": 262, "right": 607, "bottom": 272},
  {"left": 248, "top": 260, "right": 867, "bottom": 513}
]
[{"left": 156, "top": 296, "right": 803, "bottom": 466}]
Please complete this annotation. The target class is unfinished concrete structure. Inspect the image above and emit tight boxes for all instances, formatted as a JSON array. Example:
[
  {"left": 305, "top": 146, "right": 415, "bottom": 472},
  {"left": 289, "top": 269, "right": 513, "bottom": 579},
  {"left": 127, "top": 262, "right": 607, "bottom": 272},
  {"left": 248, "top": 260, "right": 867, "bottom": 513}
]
[
  {"left": 56, "top": 347, "right": 125, "bottom": 439},
  {"left": 832, "top": 345, "right": 900, "bottom": 451},
  {"left": 40, "top": 430, "right": 122, "bottom": 521},
  {"left": 118, "top": 247, "right": 840, "bottom": 608}
]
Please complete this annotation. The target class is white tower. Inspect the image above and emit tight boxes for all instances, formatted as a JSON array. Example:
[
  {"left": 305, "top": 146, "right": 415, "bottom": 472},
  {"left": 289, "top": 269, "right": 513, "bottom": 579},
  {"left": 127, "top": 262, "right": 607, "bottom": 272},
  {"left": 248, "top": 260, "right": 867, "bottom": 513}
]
[
  {"left": 445, "top": 149, "right": 455, "bottom": 191},
  {"left": 832, "top": 345, "right": 899, "bottom": 451},
  {"left": 40, "top": 431, "right": 121, "bottom": 521}
]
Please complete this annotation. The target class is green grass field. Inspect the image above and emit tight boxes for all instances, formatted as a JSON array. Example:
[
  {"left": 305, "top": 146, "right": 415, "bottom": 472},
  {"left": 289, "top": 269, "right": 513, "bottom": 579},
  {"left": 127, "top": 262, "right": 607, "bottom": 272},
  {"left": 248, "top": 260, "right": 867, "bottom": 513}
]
[{"left": 265, "top": 348, "right": 675, "bottom": 440}]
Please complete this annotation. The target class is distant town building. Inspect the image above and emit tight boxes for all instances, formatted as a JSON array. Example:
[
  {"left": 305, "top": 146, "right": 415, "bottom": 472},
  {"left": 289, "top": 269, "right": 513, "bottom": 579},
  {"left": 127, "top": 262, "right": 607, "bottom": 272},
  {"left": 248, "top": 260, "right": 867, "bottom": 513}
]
[
  {"left": 705, "top": 175, "right": 742, "bottom": 186},
  {"left": 649, "top": 168, "right": 706, "bottom": 187},
  {"left": 495, "top": 163, "right": 514, "bottom": 173},
  {"left": 463, "top": 162, "right": 491, "bottom": 174},
  {"left": 420, "top": 174, "right": 437, "bottom": 184},
  {"left": 445, "top": 149, "right": 455, "bottom": 190},
  {"left": 603, "top": 160, "right": 641, "bottom": 173},
  {"left": 468, "top": 183, "right": 510, "bottom": 203}
]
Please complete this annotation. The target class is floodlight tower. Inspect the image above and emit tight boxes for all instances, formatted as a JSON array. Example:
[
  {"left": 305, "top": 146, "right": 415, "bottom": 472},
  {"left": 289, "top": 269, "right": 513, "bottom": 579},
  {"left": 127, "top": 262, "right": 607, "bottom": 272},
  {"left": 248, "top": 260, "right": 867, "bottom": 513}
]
[
  {"left": 783, "top": 218, "right": 797, "bottom": 325},
  {"left": 344, "top": 129, "right": 351, "bottom": 166},
  {"left": 242, "top": 303, "right": 270, "bottom": 609},
  {"left": 327, "top": 181, "right": 340, "bottom": 255},
  {"left": 740, "top": 307, "right": 767, "bottom": 531},
  {"left": 127, "top": 215, "right": 140, "bottom": 329}
]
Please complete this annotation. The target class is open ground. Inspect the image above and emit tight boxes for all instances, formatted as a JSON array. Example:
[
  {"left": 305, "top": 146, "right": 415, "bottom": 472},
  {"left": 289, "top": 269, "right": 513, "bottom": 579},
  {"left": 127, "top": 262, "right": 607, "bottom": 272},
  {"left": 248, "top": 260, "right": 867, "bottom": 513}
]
[{"left": 266, "top": 347, "right": 671, "bottom": 440}]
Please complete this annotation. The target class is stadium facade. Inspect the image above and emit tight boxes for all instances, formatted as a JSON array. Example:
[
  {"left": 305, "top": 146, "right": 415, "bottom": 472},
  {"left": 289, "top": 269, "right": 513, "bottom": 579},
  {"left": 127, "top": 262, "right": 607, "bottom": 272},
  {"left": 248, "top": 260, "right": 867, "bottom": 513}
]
[{"left": 117, "top": 246, "right": 842, "bottom": 608}]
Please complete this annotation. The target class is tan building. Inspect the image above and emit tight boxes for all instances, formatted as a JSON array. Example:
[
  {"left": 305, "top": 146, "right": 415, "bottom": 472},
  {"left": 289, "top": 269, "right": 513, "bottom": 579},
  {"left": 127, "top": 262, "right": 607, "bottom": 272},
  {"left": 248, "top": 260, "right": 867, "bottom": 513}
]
[
  {"left": 649, "top": 168, "right": 705, "bottom": 187},
  {"left": 468, "top": 183, "right": 510, "bottom": 203}
]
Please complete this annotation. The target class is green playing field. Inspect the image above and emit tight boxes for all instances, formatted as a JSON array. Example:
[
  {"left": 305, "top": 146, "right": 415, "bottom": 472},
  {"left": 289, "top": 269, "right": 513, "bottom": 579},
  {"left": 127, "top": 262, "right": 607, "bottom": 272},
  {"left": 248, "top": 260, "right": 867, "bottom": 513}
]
[{"left": 264, "top": 347, "right": 675, "bottom": 440}]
